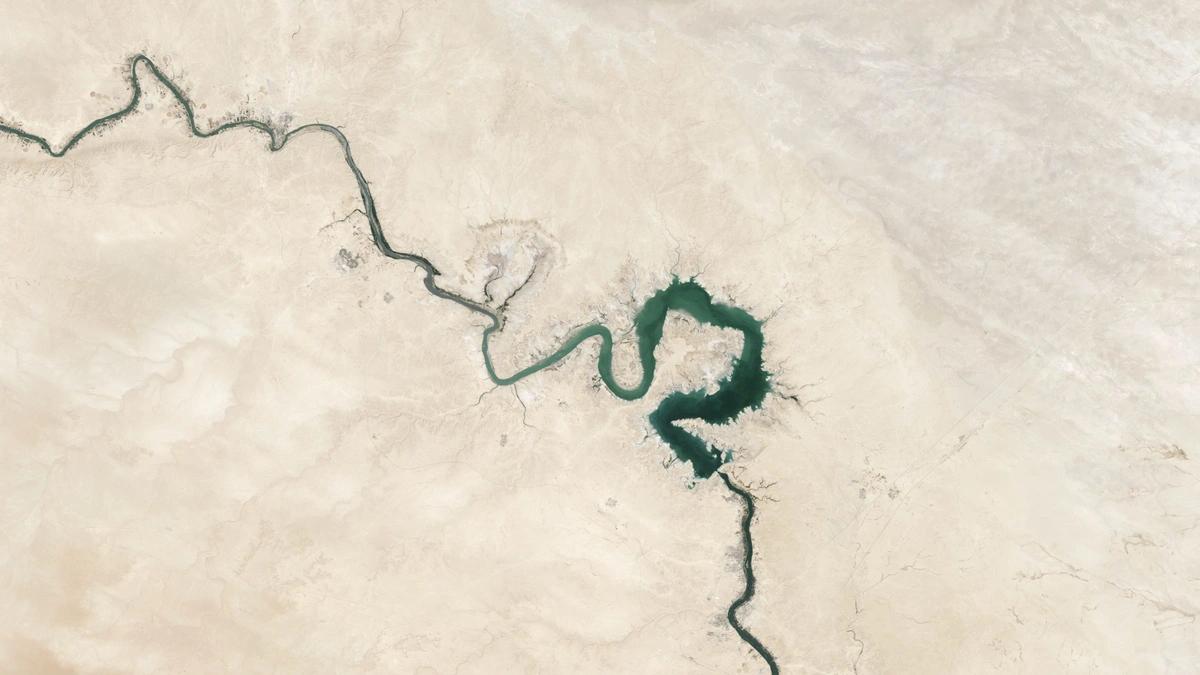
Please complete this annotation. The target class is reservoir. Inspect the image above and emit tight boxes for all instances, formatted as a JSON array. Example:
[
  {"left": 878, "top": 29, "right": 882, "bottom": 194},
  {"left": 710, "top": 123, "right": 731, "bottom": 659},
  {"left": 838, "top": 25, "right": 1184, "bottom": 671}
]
[{"left": 482, "top": 277, "right": 769, "bottom": 478}]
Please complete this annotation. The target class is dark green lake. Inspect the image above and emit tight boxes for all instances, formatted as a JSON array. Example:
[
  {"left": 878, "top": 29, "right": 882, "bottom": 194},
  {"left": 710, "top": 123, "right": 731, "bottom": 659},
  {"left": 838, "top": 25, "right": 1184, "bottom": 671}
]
[{"left": 483, "top": 278, "right": 769, "bottom": 478}]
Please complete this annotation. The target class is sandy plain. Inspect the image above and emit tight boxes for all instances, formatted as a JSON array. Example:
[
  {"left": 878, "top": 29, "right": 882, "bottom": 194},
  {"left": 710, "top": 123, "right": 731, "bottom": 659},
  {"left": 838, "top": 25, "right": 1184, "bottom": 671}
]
[{"left": 1, "top": 1, "right": 1198, "bottom": 673}]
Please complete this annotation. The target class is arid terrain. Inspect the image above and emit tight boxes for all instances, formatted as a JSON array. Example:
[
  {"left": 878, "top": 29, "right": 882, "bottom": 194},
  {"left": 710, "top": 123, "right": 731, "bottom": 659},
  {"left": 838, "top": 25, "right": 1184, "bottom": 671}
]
[{"left": 2, "top": 2, "right": 1197, "bottom": 673}]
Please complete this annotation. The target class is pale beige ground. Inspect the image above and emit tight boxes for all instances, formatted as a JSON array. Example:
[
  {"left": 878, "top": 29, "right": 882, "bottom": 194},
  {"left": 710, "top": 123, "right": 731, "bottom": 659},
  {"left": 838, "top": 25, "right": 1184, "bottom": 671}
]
[{"left": 1, "top": 2, "right": 1198, "bottom": 673}]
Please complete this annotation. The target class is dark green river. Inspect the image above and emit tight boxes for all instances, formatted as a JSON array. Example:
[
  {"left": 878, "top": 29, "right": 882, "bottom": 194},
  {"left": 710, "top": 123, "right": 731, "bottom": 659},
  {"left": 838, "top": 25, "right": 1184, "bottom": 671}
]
[{"left": 0, "top": 54, "right": 779, "bottom": 674}]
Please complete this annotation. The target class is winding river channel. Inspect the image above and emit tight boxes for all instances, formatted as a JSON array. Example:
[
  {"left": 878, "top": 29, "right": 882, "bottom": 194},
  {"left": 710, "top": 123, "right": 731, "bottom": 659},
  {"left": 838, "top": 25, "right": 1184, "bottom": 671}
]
[{"left": 0, "top": 54, "right": 779, "bottom": 674}]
